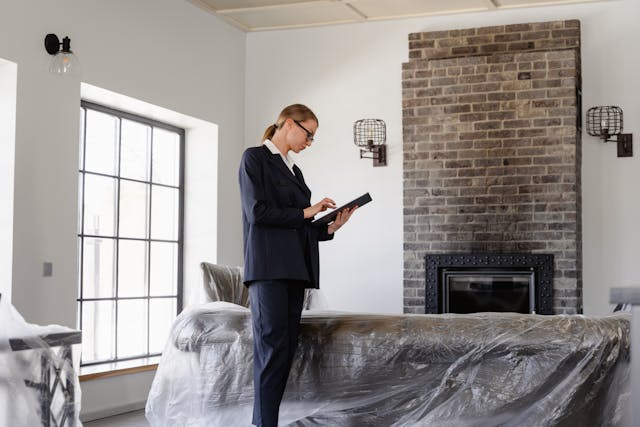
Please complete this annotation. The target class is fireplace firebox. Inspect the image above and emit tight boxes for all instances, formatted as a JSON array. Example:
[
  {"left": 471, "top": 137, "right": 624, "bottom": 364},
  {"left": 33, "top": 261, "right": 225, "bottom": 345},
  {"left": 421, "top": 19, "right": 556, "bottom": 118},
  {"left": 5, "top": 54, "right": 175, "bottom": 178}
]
[{"left": 425, "top": 253, "right": 554, "bottom": 315}]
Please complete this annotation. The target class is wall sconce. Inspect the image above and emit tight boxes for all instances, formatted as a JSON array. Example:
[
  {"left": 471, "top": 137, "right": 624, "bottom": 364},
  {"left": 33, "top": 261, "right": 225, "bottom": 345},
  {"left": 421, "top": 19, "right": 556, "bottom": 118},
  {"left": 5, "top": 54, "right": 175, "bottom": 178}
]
[
  {"left": 354, "top": 119, "right": 387, "bottom": 166},
  {"left": 44, "top": 33, "right": 81, "bottom": 75},
  {"left": 586, "top": 106, "right": 633, "bottom": 157}
]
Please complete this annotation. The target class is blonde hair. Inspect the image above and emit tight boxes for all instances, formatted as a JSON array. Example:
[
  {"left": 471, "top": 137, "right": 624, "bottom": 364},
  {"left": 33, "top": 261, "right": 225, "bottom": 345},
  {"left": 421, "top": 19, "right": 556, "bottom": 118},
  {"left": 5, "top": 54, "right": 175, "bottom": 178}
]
[{"left": 262, "top": 104, "right": 318, "bottom": 142}]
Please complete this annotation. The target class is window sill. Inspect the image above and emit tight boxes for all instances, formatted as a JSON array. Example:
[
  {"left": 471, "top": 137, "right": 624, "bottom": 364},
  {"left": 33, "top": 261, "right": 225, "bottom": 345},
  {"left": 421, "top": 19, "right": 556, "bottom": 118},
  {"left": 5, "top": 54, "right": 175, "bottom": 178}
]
[{"left": 79, "top": 356, "right": 161, "bottom": 382}]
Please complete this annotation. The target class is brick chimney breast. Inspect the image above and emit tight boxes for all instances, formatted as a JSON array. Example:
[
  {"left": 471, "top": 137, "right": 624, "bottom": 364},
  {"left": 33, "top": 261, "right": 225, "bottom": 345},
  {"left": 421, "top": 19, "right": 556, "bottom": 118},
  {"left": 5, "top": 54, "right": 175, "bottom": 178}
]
[{"left": 402, "top": 20, "right": 582, "bottom": 314}]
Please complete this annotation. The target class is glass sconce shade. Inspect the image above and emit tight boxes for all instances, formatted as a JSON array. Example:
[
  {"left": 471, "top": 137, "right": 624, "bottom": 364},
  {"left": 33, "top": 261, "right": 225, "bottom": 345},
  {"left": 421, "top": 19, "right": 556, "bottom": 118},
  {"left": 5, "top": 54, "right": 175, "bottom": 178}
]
[{"left": 49, "top": 51, "right": 81, "bottom": 75}]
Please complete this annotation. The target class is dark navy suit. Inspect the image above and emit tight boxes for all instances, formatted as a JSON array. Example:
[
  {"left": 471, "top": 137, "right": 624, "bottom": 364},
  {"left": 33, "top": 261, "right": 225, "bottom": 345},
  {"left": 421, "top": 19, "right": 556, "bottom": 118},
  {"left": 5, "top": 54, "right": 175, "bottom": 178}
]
[{"left": 239, "top": 144, "right": 333, "bottom": 427}]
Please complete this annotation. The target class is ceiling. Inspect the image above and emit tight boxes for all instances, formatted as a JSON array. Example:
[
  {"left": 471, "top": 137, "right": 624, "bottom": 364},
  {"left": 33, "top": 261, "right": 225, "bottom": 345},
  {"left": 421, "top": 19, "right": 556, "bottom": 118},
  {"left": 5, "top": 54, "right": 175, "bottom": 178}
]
[{"left": 187, "top": 0, "right": 604, "bottom": 32}]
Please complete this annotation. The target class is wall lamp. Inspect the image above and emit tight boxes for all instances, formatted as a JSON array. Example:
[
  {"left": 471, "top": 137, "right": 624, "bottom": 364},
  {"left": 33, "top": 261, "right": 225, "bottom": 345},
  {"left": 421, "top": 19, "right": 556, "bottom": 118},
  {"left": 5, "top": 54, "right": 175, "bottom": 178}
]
[
  {"left": 586, "top": 106, "right": 633, "bottom": 157},
  {"left": 44, "top": 33, "right": 80, "bottom": 75},
  {"left": 354, "top": 119, "right": 387, "bottom": 166}
]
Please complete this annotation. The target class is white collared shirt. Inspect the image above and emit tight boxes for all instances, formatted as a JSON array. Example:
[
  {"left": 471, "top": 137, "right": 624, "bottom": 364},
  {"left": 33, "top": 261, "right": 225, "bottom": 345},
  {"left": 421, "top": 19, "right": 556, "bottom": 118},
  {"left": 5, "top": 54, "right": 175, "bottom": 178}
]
[{"left": 264, "top": 139, "right": 296, "bottom": 175}]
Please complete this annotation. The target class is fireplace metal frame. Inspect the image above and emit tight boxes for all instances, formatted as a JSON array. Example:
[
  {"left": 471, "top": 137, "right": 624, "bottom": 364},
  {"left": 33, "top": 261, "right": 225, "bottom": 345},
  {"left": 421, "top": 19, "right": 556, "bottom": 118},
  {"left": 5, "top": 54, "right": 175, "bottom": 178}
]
[{"left": 425, "top": 253, "right": 554, "bottom": 315}]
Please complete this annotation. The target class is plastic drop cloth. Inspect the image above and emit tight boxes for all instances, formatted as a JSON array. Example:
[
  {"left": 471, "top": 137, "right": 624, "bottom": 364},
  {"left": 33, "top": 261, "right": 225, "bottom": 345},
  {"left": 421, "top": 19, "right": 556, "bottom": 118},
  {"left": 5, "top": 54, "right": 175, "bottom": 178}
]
[
  {"left": 146, "top": 302, "right": 630, "bottom": 427},
  {"left": 0, "top": 295, "right": 82, "bottom": 427}
]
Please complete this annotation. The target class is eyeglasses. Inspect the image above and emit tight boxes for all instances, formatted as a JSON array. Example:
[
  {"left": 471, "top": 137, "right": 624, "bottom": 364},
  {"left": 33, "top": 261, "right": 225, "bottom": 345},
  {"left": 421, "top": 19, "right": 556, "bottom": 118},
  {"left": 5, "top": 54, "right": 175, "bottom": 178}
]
[{"left": 294, "top": 120, "right": 315, "bottom": 142}]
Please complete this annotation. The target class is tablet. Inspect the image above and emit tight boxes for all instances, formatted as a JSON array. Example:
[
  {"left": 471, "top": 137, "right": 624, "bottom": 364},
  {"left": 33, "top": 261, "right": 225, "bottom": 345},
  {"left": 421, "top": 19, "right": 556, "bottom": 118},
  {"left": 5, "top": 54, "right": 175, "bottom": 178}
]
[{"left": 311, "top": 193, "right": 372, "bottom": 227}]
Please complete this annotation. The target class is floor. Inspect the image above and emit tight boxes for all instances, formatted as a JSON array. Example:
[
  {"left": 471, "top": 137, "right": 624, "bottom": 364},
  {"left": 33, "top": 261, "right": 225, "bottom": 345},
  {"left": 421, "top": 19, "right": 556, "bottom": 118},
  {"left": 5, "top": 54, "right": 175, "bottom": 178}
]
[{"left": 83, "top": 409, "right": 149, "bottom": 427}]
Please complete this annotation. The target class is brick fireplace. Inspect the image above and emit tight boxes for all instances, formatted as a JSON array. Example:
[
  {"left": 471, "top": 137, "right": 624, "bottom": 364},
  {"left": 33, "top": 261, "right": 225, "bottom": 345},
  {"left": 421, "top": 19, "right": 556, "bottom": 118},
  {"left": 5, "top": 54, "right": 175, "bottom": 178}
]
[{"left": 402, "top": 20, "right": 582, "bottom": 314}]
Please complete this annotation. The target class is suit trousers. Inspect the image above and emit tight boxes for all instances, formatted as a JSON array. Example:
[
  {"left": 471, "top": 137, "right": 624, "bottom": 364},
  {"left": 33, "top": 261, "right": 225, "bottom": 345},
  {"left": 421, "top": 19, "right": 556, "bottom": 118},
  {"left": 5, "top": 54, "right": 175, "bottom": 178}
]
[{"left": 249, "top": 279, "right": 305, "bottom": 427}]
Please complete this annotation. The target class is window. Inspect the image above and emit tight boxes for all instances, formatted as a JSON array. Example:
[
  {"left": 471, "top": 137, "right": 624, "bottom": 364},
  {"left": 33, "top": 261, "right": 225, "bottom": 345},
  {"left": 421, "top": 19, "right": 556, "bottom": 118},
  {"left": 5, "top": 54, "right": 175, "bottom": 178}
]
[{"left": 78, "top": 101, "right": 184, "bottom": 366}]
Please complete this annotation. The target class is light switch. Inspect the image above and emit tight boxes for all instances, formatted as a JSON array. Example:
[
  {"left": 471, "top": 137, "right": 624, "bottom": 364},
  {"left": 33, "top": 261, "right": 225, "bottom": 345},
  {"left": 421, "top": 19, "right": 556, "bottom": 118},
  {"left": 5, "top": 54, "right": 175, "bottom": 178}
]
[{"left": 43, "top": 262, "right": 53, "bottom": 277}]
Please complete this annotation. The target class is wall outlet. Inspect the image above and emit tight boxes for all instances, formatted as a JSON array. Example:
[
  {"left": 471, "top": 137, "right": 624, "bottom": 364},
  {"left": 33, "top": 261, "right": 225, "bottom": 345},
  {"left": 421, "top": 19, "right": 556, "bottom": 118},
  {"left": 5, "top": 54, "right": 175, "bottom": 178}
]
[{"left": 43, "top": 262, "right": 53, "bottom": 277}]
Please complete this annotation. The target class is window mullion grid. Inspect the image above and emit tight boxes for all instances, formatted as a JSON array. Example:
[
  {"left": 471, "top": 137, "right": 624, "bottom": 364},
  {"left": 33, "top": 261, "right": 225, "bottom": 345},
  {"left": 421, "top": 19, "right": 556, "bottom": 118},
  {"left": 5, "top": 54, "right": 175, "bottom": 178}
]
[
  {"left": 147, "top": 126, "right": 154, "bottom": 356},
  {"left": 78, "top": 102, "right": 184, "bottom": 367},
  {"left": 114, "top": 116, "right": 123, "bottom": 361}
]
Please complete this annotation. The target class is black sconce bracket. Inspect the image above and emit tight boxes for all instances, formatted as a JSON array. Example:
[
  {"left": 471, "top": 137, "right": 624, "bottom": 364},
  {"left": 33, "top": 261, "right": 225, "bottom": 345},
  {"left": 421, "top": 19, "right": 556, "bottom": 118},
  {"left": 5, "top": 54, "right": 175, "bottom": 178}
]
[
  {"left": 44, "top": 34, "right": 61, "bottom": 54},
  {"left": 359, "top": 144, "right": 387, "bottom": 167},
  {"left": 44, "top": 34, "right": 72, "bottom": 55},
  {"left": 599, "top": 130, "right": 633, "bottom": 157},
  {"left": 615, "top": 133, "right": 633, "bottom": 157}
]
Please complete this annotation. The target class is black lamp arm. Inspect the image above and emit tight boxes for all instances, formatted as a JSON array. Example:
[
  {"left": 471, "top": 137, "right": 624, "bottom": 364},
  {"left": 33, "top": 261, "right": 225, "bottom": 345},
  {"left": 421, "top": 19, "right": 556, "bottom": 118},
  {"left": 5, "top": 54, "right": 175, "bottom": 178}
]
[{"left": 359, "top": 145, "right": 387, "bottom": 166}]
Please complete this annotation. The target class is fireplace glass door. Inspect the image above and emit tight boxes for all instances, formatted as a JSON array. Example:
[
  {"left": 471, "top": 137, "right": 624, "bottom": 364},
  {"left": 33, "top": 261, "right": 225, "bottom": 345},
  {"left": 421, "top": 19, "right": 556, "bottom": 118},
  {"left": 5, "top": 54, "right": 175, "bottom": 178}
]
[{"left": 443, "top": 270, "right": 535, "bottom": 314}]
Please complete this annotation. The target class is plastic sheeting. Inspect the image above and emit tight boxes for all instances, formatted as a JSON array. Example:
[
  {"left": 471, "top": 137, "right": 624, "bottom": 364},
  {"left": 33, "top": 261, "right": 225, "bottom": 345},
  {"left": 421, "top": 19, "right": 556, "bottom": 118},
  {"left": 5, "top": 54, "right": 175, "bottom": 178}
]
[
  {"left": 201, "top": 262, "right": 249, "bottom": 308},
  {"left": 146, "top": 302, "right": 630, "bottom": 426},
  {"left": 0, "top": 295, "right": 81, "bottom": 427}
]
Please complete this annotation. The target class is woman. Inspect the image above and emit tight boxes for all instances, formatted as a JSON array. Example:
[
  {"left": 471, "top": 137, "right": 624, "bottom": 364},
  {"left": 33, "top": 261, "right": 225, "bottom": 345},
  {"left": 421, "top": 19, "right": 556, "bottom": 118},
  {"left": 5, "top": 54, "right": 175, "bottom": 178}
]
[{"left": 238, "top": 104, "right": 355, "bottom": 427}]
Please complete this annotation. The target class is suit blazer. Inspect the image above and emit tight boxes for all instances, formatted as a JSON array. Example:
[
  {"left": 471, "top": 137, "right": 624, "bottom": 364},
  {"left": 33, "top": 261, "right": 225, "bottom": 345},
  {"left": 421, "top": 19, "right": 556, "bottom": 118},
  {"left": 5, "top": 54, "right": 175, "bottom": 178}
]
[{"left": 239, "top": 145, "right": 333, "bottom": 288}]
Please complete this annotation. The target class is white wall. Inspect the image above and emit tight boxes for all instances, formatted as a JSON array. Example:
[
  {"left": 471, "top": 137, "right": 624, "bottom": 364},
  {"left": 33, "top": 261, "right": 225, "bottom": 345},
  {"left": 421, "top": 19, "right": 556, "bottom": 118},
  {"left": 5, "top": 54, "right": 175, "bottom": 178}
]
[
  {"left": 79, "top": 370, "right": 157, "bottom": 421},
  {"left": 0, "top": 0, "right": 246, "bottom": 419},
  {"left": 0, "top": 59, "right": 16, "bottom": 303},
  {"left": 246, "top": 0, "right": 640, "bottom": 316}
]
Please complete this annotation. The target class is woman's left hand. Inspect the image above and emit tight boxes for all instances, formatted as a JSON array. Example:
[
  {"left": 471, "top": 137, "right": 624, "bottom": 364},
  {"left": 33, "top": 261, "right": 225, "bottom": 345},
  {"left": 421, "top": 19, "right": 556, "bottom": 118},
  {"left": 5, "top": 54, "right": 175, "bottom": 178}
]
[{"left": 327, "top": 206, "right": 358, "bottom": 234}]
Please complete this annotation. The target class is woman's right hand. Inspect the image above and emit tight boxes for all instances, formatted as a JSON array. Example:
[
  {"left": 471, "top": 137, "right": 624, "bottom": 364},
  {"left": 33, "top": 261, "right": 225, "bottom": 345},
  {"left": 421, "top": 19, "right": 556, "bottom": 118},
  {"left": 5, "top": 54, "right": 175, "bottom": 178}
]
[{"left": 304, "top": 197, "right": 336, "bottom": 219}]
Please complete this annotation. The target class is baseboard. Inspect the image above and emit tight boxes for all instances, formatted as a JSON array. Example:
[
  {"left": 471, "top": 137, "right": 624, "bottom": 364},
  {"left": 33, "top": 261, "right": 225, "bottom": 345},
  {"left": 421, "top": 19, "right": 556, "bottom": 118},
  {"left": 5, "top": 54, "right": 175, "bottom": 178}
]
[{"left": 80, "top": 400, "right": 147, "bottom": 423}]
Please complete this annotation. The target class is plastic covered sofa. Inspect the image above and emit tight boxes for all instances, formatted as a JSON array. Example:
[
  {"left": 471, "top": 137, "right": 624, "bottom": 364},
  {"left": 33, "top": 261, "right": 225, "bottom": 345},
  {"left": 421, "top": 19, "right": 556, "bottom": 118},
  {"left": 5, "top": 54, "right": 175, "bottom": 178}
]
[{"left": 146, "top": 266, "right": 630, "bottom": 426}]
